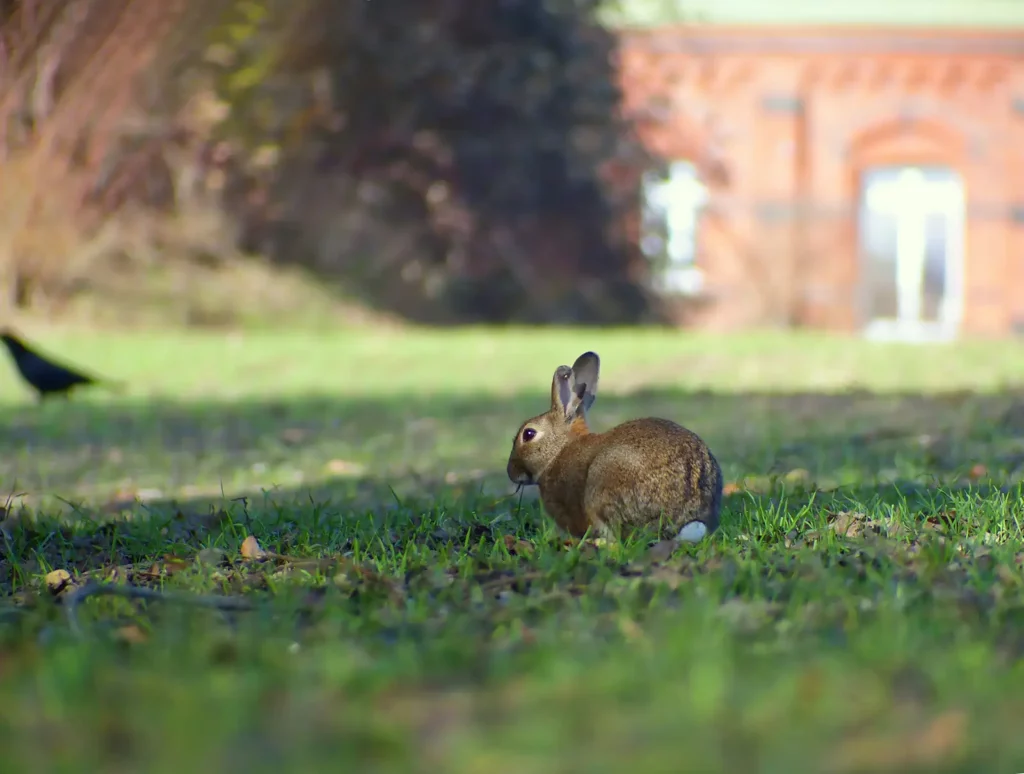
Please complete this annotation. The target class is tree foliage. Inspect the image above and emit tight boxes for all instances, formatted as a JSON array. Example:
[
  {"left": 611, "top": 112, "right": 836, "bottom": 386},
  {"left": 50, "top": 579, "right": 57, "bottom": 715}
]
[{"left": 2, "top": 0, "right": 660, "bottom": 324}]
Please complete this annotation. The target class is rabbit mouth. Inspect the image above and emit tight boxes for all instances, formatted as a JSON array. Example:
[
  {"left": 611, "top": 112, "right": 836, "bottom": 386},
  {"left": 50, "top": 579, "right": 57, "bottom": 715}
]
[
  {"left": 506, "top": 457, "right": 535, "bottom": 486},
  {"left": 507, "top": 467, "right": 535, "bottom": 486}
]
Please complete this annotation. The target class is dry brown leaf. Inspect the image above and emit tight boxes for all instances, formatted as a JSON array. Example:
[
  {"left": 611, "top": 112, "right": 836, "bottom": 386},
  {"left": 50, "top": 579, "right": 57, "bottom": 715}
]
[
  {"left": 647, "top": 565, "right": 686, "bottom": 590},
  {"left": 325, "top": 459, "right": 366, "bottom": 477},
  {"left": 924, "top": 510, "right": 957, "bottom": 530},
  {"left": 502, "top": 535, "right": 535, "bottom": 556},
  {"left": 884, "top": 521, "right": 910, "bottom": 538},
  {"left": 115, "top": 625, "right": 148, "bottom": 645},
  {"left": 560, "top": 537, "right": 600, "bottom": 556},
  {"left": 240, "top": 535, "right": 268, "bottom": 560},
  {"left": 828, "top": 709, "right": 967, "bottom": 773},
  {"left": 722, "top": 481, "right": 742, "bottom": 496},
  {"left": 828, "top": 511, "right": 866, "bottom": 538},
  {"left": 45, "top": 569, "right": 72, "bottom": 594},
  {"left": 141, "top": 555, "right": 192, "bottom": 578},
  {"left": 968, "top": 463, "right": 988, "bottom": 480},
  {"left": 161, "top": 555, "right": 192, "bottom": 575}
]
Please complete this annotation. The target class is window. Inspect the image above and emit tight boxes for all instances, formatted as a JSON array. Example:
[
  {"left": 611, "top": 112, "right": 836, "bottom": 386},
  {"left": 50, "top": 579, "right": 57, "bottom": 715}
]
[
  {"left": 859, "top": 165, "right": 965, "bottom": 342},
  {"left": 640, "top": 160, "right": 708, "bottom": 296}
]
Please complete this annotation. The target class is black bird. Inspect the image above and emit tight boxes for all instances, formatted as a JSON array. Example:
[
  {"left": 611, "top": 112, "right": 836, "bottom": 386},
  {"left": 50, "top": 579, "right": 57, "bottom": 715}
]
[{"left": 0, "top": 329, "right": 122, "bottom": 401}]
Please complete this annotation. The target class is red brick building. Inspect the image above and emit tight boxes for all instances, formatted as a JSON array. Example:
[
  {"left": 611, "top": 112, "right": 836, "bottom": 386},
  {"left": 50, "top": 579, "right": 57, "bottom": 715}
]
[{"left": 617, "top": 26, "right": 1024, "bottom": 338}]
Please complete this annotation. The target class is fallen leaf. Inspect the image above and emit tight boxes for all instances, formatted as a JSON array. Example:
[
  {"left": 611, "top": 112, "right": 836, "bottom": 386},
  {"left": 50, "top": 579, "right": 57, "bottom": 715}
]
[
  {"left": 45, "top": 569, "right": 72, "bottom": 594},
  {"left": 160, "top": 555, "right": 192, "bottom": 575},
  {"left": 783, "top": 468, "right": 812, "bottom": 486},
  {"left": 115, "top": 625, "right": 148, "bottom": 645},
  {"left": 967, "top": 463, "right": 987, "bottom": 480},
  {"left": 240, "top": 535, "right": 268, "bottom": 560},
  {"left": 923, "top": 510, "right": 957, "bottom": 529},
  {"left": 828, "top": 511, "right": 866, "bottom": 538},
  {"left": 326, "top": 459, "right": 366, "bottom": 477},
  {"left": 559, "top": 538, "right": 600, "bottom": 557},
  {"left": 828, "top": 709, "right": 967, "bottom": 773},
  {"left": 883, "top": 521, "right": 910, "bottom": 538},
  {"left": 722, "top": 481, "right": 742, "bottom": 495},
  {"left": 646, "top": 565, "right": 686, "bottom": 590},
  {"left": 502, "top": 535, "right": 535, "bottom": 556}
]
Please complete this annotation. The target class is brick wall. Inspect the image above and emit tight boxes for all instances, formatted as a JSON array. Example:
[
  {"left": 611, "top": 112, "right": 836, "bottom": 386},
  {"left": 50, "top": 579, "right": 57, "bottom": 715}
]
[{"left": 617, "top": 26, "right": 1024, "bottom": 335}]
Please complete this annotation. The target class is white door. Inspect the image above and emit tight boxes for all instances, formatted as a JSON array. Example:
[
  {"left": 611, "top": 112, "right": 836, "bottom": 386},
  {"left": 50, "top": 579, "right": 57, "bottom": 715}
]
[
  {"left": 640, "top": 160, "right": 708, "bottom": 296},
  {"left": 858, "top": 166, "right": 965, "bottom": 341}
]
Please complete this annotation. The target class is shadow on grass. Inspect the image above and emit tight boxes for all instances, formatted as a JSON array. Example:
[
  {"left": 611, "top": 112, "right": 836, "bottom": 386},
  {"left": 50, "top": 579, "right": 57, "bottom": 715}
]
[
  {"left": 2, "top": 386, "right": 1022, "bottom": 493},
  {"left": 0, "top": 384, "right": 1020, "bottom": 548}
]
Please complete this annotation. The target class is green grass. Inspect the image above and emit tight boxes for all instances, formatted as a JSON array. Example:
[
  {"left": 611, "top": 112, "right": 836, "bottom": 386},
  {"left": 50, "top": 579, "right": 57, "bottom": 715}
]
[{"left": 2, "top": 327, "right": 1024, "bottom": 773}]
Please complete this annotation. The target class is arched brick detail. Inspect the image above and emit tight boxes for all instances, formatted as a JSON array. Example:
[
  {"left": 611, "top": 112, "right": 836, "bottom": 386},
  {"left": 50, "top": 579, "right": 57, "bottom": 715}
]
[{"left": 846, "top": 118, "right": 966, "bottom": 169}]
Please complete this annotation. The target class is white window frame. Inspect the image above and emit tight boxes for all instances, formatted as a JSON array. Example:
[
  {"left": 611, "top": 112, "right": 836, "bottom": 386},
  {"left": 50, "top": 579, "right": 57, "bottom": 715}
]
[
  {"left": 859, "top": 165, "right": 966, "bottom": 343},
  {"left": 640, "top": 160, "right": 708, "bottom": 296}
]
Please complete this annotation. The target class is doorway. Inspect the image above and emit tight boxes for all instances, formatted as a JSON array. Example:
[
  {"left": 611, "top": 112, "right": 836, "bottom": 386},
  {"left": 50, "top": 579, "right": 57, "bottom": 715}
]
[{"left": 858, "top": 166, "right": 965, "bottom": 341}]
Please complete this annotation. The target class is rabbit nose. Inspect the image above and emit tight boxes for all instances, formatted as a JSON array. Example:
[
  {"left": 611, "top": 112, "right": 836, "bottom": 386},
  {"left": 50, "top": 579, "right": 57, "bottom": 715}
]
[{"left": 507, "top": 460, "right": 533, "bottom": 485}]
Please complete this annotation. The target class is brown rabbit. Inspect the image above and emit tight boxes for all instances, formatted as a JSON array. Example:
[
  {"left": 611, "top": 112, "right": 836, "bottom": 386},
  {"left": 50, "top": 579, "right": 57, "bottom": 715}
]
[{"left": 506, "top": 351, "right": 723, "bottom": 543}]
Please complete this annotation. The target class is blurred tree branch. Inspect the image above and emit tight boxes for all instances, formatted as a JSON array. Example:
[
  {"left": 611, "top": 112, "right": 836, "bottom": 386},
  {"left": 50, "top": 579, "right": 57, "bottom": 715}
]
[{"left": 0, "top": 0, "right": 662, "bottom": 325}]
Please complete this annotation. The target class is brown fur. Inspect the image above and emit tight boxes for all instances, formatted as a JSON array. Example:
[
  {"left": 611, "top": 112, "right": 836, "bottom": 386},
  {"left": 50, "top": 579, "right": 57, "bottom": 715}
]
[{"left": 507, "top": 352, "right": 723, "bottom": 541}]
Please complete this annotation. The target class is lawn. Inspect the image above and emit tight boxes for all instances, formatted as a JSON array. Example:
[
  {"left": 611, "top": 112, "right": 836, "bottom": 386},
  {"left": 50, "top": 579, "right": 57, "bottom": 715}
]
[{"left": 2, "top": 327, "right": 1024, "bottom": 773}]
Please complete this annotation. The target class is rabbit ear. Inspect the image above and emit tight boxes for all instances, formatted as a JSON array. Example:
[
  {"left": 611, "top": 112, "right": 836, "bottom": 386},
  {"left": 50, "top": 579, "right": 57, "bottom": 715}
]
[
  {"left": 550, "top": 365, "right": 575, "bottom": 418},
  {"left": 550, "top": 353, "right": 599, "bottom": 421},
  {"left": 570, "top": 352, "right": 600, "bottom": 415}
]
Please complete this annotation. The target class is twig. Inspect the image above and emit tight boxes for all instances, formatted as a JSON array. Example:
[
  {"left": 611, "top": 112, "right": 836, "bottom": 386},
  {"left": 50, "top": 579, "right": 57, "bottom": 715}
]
[{"left": 63, "top": 580, "right": 258, "bottom": 638}]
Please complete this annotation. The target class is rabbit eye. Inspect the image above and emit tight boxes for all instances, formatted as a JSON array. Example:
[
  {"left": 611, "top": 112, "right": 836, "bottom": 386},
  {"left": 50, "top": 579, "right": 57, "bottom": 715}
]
[{"left": 521, "top": 428, "right": 537, "bottom": 442}]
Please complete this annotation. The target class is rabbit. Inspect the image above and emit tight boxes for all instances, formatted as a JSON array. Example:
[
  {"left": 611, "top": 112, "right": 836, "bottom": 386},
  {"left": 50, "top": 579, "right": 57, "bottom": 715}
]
[{"left": 506, "top": 351, "right": 723, "bottom": 544}]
